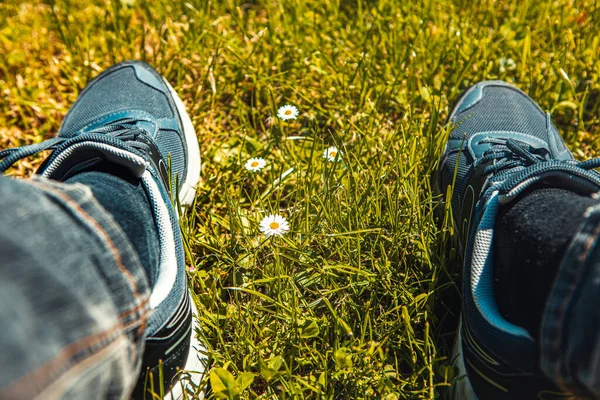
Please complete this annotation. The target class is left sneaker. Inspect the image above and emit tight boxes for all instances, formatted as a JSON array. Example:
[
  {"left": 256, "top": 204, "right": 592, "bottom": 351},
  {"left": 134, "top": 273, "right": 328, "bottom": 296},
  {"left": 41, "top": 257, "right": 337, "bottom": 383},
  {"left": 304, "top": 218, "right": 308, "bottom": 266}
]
[{"left": 0, "top": 61, "right": 206, "bottom": 399}]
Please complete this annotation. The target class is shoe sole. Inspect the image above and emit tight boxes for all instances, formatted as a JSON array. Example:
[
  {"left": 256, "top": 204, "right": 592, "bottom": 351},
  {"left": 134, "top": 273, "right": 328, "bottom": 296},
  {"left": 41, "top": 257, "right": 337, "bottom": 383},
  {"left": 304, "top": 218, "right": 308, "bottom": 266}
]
[
  {"left": 163, "top": 298, "right": 208, "bottom": 400},
  {"left": 160, "top": 79, "right": 206, "bottom": 398},
  {"left": 447, "top": 318, "right": 479, "bottom": 400}
]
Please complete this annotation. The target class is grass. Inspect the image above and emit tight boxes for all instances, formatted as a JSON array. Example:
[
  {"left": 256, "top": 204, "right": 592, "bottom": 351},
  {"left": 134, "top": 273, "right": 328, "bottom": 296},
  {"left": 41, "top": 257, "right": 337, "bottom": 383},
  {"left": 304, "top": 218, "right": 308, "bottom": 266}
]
[{"left": 2, "top": 0, "right": 600, "bottom": 398}]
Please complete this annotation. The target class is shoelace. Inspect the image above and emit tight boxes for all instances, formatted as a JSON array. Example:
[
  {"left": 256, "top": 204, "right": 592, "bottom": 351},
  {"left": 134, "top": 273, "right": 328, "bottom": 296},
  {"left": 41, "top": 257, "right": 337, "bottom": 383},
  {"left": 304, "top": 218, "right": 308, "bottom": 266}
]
[
  {"left": 473, "top": 137, "right": 600, "bottom": 195},
  {"left": 0, "top": 119, "right": 152, "bottom": 174},
  {"left": 476, "top": 138, "right": 552, "bottom": 177}
]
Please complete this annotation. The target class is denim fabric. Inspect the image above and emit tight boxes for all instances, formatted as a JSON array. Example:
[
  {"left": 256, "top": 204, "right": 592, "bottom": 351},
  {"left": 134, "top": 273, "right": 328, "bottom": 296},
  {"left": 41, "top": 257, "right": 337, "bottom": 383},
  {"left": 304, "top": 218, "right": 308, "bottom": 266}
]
[
  {"left": 0, "top": 176, "right": 150, "bottom": 399},
  {"left": 541, "top": 204, "right": 600, "bottom": 399}
]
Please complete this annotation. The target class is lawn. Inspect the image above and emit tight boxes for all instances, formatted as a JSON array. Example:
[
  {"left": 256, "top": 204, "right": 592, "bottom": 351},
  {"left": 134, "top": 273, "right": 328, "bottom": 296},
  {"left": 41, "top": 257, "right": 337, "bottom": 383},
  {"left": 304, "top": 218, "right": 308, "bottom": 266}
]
[{"left": 1, "top": 0, "right": 600, "bottom": 398}]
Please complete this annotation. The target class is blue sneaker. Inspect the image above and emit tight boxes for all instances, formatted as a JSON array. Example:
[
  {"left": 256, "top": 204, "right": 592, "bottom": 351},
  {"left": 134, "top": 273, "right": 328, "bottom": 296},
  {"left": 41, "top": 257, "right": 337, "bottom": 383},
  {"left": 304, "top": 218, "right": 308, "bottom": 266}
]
[
  {"left": 435, "top": 81, "right": 600, "bottom": 399},
  {"left": 0, "top": 61, "right": 205, "bottom": 399}
]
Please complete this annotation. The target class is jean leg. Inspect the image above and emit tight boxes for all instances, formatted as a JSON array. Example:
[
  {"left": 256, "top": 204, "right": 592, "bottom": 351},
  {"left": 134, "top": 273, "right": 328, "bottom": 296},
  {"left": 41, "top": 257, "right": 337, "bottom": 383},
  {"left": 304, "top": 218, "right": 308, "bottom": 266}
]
[
  {"left": 540, "top": 204, "right": 600, "bottom": 399},
  {"left": 0, "top": 176, "right": 150, "bottom": 400}
]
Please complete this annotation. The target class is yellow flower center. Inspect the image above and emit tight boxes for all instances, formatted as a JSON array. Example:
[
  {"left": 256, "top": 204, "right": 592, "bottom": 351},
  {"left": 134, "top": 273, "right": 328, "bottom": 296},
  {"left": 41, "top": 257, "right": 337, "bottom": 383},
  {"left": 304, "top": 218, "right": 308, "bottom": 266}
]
[
  {"left": 269, "top": 221, "right": 280, "bottom": 229},
  {"left": 329, "top": 151, "right": 337, "bottom": 157},
  {"left": 284, "top": 109, "right": 292, "bottom": 115},
  {"left": 251, "top": 161, "right": 259, "bottom": 168}
]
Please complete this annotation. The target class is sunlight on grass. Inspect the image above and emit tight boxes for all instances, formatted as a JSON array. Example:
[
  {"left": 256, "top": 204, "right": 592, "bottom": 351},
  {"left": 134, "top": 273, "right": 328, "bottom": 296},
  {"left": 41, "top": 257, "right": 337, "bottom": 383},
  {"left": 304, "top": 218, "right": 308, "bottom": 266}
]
[{"left": 1, "top": 0, "right": 600, "bottom": 398}]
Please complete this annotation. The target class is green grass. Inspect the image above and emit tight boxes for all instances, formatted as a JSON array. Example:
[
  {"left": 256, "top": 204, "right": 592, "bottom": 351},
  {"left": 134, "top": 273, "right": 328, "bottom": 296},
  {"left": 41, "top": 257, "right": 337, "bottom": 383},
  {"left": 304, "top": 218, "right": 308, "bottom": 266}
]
[{"left": 2, "top": 0, "right": 600, "bottom": 398}]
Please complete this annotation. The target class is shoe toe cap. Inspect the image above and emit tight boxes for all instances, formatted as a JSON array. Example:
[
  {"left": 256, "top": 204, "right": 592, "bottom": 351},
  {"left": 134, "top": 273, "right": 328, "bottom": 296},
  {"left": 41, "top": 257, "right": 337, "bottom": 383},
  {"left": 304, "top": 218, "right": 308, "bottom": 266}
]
[
  {"left": 449, "top": 81, "right": 551, "bottom": 141},
  {"left": 60, "top": 62, "right": 175, "bottom": 136}
]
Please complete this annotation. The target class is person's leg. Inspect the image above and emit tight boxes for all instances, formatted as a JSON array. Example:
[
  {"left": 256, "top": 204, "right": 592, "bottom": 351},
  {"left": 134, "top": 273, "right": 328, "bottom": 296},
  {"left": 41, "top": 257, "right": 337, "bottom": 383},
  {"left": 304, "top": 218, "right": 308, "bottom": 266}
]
[
  {"left": 0, "top": 175, "right": 150, "bottom": 399},
  {"left": 539, "top": 201, "right": 600, "bottom": 400},
  {"left": 0, "top": 60, "right": 206, "bottom": 399},
  {"left": 435, "top": 80, "right": 600, "bottom": 399},
  {"left": 494, "top": 187, "right": 600, "bottom": 398}
]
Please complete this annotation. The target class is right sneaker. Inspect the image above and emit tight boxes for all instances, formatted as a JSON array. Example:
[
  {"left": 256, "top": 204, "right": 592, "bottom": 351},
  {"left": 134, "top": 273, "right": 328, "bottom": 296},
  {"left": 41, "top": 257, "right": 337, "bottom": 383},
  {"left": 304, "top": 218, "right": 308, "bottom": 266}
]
[
  {"left": 0, "top": 61, "right": 206, "bottom": 399},
  {"left": 434, "top": 81, "right": 600, "bottom": 399}
]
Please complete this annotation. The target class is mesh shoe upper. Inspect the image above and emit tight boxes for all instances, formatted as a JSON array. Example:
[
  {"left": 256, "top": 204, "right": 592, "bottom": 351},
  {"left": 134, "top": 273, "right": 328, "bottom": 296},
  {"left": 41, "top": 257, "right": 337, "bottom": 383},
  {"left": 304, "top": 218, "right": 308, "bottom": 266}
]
[
  {"left": 449, "top": 83, "right": 567, "bottom": 146},
  {"left": 60, "top": 66, "right": 175, "bottom": 133},
  {"left": 59, "top": 62, "right": 187, "bottom": 190}
]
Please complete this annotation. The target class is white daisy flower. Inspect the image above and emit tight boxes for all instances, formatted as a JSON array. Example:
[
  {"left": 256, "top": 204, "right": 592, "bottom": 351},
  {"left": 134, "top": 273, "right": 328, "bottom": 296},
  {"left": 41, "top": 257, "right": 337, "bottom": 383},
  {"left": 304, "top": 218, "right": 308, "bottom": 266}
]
[
  {"left": 245, "top": 157, "right": 267, "bottom": 172},
  {"left": 323, "top": 146, "right": 342, "bottom": 162},
  {"left": 277, "top": 104, "right": 299, "bottom": 120},
  {"left": 259, "top": 214, "right": 290, "bottom": 237}
]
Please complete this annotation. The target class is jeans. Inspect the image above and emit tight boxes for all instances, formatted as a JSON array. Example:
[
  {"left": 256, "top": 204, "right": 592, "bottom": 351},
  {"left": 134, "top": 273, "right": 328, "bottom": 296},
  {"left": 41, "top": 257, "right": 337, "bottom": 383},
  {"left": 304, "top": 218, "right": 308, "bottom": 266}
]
[
  {"left": 0, "top": 175, "right": 150, "bottom": 399},
  {"left": 540, "top": 203, "right": 600, "bottom": 398}
]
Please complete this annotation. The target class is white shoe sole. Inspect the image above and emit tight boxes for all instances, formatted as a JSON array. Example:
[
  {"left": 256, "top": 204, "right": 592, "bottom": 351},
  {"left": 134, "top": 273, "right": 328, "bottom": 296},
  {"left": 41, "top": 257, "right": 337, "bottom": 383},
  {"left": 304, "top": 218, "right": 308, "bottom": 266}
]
[
  {"left": 164, "top": 298, "right": 208, "bottom": 400},
  {"left": 160, "top": 80, "right": 206, "bottom": 399},
  {"left": 448, "top": 318, "right": 479, "bottom": 400}
]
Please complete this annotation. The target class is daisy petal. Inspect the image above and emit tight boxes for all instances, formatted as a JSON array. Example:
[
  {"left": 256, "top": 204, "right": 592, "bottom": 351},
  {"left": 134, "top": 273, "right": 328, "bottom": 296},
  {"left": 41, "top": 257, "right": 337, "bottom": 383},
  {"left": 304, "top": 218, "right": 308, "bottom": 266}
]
[
  {"left": 323, "top": 146, "right": 342, "bottom": 162},
  {"left": 245, "top": 157, "right": 267, "bottom": 172},
  {"left": 277, "top": 104, "right": 299, "bottom": 121},
  {"left": 259, "top": 214, "right": 290, "bottom": 237}
]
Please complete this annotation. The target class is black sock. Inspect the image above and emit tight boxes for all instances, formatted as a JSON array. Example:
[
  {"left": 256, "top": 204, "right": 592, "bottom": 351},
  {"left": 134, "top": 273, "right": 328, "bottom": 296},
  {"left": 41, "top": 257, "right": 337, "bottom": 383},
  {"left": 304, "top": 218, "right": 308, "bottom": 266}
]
[
  {"left": 66, "top": 167, "right": 160, "bottom": 286},
  {"left": 493, "top": 187, "right": 599, "bottom": 339}
]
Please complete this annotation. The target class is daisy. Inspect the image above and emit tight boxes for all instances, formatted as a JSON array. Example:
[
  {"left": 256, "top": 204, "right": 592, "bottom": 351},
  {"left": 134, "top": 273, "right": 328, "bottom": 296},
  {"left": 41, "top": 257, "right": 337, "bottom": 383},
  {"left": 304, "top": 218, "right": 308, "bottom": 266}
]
[
  {"left": 245, "top": 157, "right": 266, "bottom": 172},
  {"left": 188, "top": 265, "right": 197, "bottom": 273},
  {"left": 277, "top": 104, "right": 299, "bottom": 121},
  {"left": 323, "top": 146, "right": 342, "bottom": 162},
  {"left": 259, "top": 214, "right": 290, "bottom": 237}
]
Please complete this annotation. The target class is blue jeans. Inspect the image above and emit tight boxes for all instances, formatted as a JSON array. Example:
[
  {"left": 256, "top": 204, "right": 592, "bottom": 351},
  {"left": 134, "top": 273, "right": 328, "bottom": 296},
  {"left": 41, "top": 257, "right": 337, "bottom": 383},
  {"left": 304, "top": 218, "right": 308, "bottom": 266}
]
[
  {"left": 541, "top": 204, "right": 600, "bottom": 398},
  {"left": 0, "top": 175, "right": 150, "bottom": 399}
]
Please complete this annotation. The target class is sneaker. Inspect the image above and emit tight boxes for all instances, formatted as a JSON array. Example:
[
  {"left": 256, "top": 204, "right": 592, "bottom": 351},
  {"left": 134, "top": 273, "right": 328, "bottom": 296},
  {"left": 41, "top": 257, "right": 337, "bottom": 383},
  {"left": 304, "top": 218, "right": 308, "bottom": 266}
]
[
  {"left": 434, "top": 81, "right": 600, "bottom": 399},
  {"left": 0, "top": 61, "right": 206, "bottom": 399}
]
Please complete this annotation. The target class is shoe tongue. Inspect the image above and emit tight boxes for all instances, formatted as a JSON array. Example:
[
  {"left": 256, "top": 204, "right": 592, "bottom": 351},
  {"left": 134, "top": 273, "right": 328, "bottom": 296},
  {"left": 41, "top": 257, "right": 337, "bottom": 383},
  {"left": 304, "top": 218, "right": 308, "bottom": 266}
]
[{"left": 39, "top": 140, "right": 147, "bottom": 182}]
